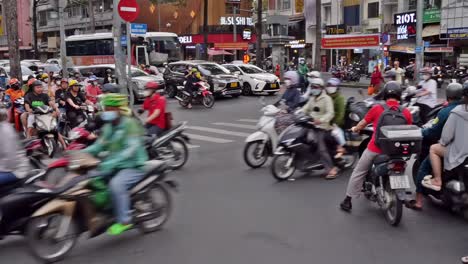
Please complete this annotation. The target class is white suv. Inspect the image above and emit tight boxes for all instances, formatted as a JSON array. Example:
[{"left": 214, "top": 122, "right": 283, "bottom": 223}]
[{"left": 223, "top": 64, "right": 280, "bottom": 96}]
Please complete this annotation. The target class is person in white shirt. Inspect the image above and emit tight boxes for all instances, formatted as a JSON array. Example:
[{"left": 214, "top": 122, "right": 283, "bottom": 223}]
[
  {"left": 415, "top": 67, "right": 438, "bottom": 123},
  {"left": 391, "top": 61, "right": 406, "bottom": 85}
]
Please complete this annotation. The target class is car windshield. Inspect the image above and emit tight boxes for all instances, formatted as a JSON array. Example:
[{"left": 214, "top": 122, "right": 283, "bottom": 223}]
[
  {"left": 239, "top": 65, "right": 264, "bottom": 74},
  {"left": 4, "top": 66, "right": 34, "bottom": 76},
  {"left": 131, "top": 68, "right": 148, "bottom": 77},
  {"left": 198, "top": 64, "right": 230, "bottom": 75}
]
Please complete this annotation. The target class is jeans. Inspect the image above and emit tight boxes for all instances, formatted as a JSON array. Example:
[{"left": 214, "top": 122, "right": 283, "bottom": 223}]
[
  {"left": 414, "top": 103, "right": 433, "bottom": 124},
  {"left": 0, "top": 171, "right": 17, "bottom": 185},
  {"left": 315, "top": 130, "right": 334, "bottom": 172},
  {"left": 415, "top": 157, "right": 432, "bottom": 193},
  {"left": 331, "top": 126, "right": 346, "bottom": 146},
  {"left": 345, "top": 149, "right": 379, "bottom": 197},
  {"left": 145, "top": 124, "right": 163, "bottom": 136},
  {"left": 109, "top": 168, "right": 145, "bottom": 223}
]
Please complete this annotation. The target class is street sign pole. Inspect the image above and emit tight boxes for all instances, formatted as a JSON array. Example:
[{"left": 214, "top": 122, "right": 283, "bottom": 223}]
[
  {"left": 58, "top": 0, "right": 67, "bottom": 78},
  {"left": 415, "top": 0, "right": 424, "bottom": 82},
  {"left": 113, "top": 0, "right": 127, "bottom": 93},
  {"left": 127, "top": 22, "right": 134, "bottom": 107}
]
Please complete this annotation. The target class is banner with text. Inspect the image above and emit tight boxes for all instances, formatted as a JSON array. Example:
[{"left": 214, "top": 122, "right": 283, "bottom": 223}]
[{"left": 321, "top": 34, "right": 380, "bottom": 49}]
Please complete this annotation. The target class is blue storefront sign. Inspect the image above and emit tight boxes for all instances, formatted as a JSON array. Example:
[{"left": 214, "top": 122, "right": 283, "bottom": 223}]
[
  {"left": 121, "top": 36, "right": 127, "bottom": 46},
  {"left": 131, "top": 23, "right": 147, "bottom": 35}
]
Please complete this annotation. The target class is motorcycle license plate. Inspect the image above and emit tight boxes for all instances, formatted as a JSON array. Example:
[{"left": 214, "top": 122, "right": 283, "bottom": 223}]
[
  {"left": 389, "top": 175, "right": 410, "bottom": 189},
  {"left": 271, "top": 83, "right": 277, "bottom": 88},
  {"left": 231, "top": 82, "right": 238, "bottom": 88}
]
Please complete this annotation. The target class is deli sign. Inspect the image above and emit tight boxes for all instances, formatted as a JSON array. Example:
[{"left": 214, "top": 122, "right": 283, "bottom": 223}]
[{"left": 394, "top": 12, "right": 417, "bottom": 40}]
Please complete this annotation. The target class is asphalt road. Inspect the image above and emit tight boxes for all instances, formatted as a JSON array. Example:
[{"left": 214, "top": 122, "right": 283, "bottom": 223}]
[{"left": 1, "top": 87, "right": 464, "bottom": 264}]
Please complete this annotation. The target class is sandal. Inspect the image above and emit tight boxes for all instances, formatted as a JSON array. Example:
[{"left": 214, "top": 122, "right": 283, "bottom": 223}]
[
  {"left": 421, "top": 178, "right": 442, "bottom": 191},
  {"left": 405, "top": 200, "right": 423, "bottom": 211},
  {"left": 325, "top": 168, "right": 339, "bottom": 180}
]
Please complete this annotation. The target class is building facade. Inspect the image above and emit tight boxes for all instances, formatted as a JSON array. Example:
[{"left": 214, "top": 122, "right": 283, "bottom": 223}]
[{"left": 0, "top": 0, "right": 33, "bottom": 59}]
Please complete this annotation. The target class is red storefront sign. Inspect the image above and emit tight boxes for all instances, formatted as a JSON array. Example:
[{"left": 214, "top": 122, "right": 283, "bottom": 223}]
[
  {"left": 179, "top": 33, "right": 256, "bottom": 49},
  {"left": 321, "top": 34, "right": 380, "bottom": 49}
]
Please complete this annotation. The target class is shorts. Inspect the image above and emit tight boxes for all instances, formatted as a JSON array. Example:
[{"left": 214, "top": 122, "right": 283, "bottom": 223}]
[{"left": 27, "top": 114, "right": 35, "bottom": 128}]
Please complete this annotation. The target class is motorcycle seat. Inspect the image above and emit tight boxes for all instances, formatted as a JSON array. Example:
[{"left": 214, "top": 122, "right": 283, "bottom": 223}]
[
  {"left": 374, "top": 155, "right": 390, "bottom": 165},
  {"left": 142, "top": 160, "right": 168, "bottom": 176}
]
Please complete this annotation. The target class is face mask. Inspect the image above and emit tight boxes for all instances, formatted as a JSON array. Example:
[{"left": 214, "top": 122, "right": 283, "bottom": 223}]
[
  {"left": 93, "top": 81, "right": 98, "bottom": 86},
  {"left": 44, "top": 78, "right": 49, "bottom": 83},
  {"left": 144, "top": 90, "right": 153, "bottom": 97},
  {"left": 310, "top": 88, "right": 322, "bottom": 96},
  {"left": 101, "top": 111, "right": 118, "bottom": 122},
  {"left": 12, "top": 85, "right": 19, "bottom": 90},
  {"left": 56, "top": 81, "right": 61, "bottom": 85},
  {"left": 423, "top": 75, "right": 431, "bottom": 81},
  {"left": 325, "top": 86, "right": 337, "bottom": 94},
  {"left": 284, "top": 80, "right": 292, "bottom": 87}
]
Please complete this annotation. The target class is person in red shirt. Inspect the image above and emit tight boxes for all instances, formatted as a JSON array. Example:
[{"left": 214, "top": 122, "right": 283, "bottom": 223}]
[
  {"left": 142, "top": 81, "right": 166, "bottom": 135},
  {"left": 340, "top": 82, "right": 412, "bottom": 212},
  {"left": 370, "top": 65, "right": 384, "bottom": 94},
  {"left": 85, "top": 75, "right": 102, "bottom": 104}
]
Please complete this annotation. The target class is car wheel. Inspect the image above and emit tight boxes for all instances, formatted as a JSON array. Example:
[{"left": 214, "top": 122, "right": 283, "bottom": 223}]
[{"left": 242, "top": 83, "right": 252, "bottom": 96}]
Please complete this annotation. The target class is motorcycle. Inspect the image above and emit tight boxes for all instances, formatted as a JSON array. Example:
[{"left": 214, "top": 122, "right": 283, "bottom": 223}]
[
  {"left": 175, "top": 81, "right": 215, "bottom": 108},
  {"left": 61, "top": 104, "right": 96, "bottom": 138},
  {"left": 33, "top": 105, "right": 59, "bottom": 158},
  {"left": 455, "top": 66, "right": 468, "bottom": 84},
  {"left": 359, "top": 125, "right": 422, "bottom": 226},
  {"left": 12, "top": 97, "right": 26, "bottom": 134},
  {"left": 25, "top": 152, "right": 177, "bottom": 263}
]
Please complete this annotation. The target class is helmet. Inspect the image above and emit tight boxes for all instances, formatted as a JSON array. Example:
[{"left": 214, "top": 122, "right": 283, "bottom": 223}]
[
  {"left": 382, "top": 81, "right": 402, "bottom": 100},
  {"left": 102, "top": 83, "right": 119, "bottom": 93},
  {"left": 420, "top": 67, "right": 432, "bottom": 74},
  {"left": 463, "top": 80, "right": 468, "bottom": 97},
  {"left": 27, "top": 75, "right": 35, "bottom": 81},
  {"left": 38, "top": 73, "right": 48, "bottom": 80},
  {"left": 88, "top": 75, "right": 98, "bottom": 82},
  {"left": 27, "top": 78, "right": 37, "bottom": 87},
  {"left": 283, "top": 71, "right": 300, "bottom": 85},
  {"left": 327, "top": 78, "right": 341, "bottom": 87},
  {"left": 384, "top": 70, "right": 397, "bottom": 78},
  {"left": 446, "top": 82, "right": 463, "bottom": 100},
  {"left": 69, "top": 79, "right": 82, "bottom": 87},
  {"left": 102, "top": 93, "right": 128, "bottom": 107},
  {"left": 309, "top": 78, "right": 325, "bottom": 87},
  {"left": 30, "top": 80, "right": 43, "bottom": 90},
  {"left": 145, "top": 81, "right": 160, "bottom": 90},
  {"left": 61, "top": 78, "right": 68, "bottom": 83},
  {"left": 190, "top": 67, "right": 198, "bottom": 73},
  {"left": 106, "top": 69, "right": 112, "bottom": 73},
  {"left": 307, "top": 71, "right": 321, "bottom": 79},
  {"left": 8, "top": 78, "right": 20, "bottom": 86}
]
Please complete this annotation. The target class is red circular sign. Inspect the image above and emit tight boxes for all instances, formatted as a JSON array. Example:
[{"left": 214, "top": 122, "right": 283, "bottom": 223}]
[{"left": 118, "top": 0, "right": 140, "bottom": 22}]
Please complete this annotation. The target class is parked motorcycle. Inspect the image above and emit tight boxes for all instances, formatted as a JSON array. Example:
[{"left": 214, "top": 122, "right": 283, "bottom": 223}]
[
  {"left": 175, "top": 81, "right": 215, "bottom": 108},
  {"left": 25, "top": 152, "right": 177, "bottom": 263}
]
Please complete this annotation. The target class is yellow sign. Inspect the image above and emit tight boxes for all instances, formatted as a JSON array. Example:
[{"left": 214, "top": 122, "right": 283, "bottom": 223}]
[
  {"left": 0, "top": 16, "right": 3, "bottom": 36},
  {"left": 243, "top": 54, "right": 251, "bottom": 63},
  {"left": 295, "top": 0, "right": 304, "bottom": 13}
]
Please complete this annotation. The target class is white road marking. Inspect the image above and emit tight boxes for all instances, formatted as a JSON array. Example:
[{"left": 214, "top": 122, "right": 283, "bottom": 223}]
[
  {"left": 212, "top": 122, "right": 257, "bottom": 130},
  {"left": 184, "top": 133, "right": 234, "bottom": 143},
  {"left": 237, "top": 119, "right": 258, "bottom": 123},
  {"left": 120, "top": 7, "right": 137, "bottom": 12},
  {"left": 187, "top": 144, "right": 200, "bottom": 149},
  {"left": 187, "top": 126, "right": 250, "bottom": 137}
]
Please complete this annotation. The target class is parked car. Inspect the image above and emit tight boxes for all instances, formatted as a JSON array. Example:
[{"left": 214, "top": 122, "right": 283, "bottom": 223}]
[
  {"left": 163, "top": 60, "right": 241, "bottom": 98},
  {"left": 46, "top": 58, "right": 60, "bottom": 65},
  {"left": 1, "top": 65, "right": 36, "bottom": 83},
  {"left": 76, "top": 64, "right": 165, "bottom": 101},
  {"left": 223, "top": 63, "right": 280, "bottom": 96}
]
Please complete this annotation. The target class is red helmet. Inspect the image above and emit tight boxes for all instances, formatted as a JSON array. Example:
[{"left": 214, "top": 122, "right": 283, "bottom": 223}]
[
  {"left": 9, "top": 78, "right": 20, "bottom": 86},
  {"left": 145, "top": 81, "right": 160, "bottom": 90}
]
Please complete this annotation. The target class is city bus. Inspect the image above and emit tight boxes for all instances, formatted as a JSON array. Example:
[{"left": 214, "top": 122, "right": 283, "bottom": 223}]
[{"left": 65, "top": 32, "right": 182, "bottom": 66}]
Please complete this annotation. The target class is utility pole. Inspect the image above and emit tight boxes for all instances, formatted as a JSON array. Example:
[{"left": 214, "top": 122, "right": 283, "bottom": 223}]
[
  {"left": 314, "top": 0, "right": 322, "bottom": 70},
  {"left": 58, "top": 0, "right": 67, "bottom": 77},
  {"left": 157, "top": 0, "right": 161, "bottom": 31},
  {"left": 379, "top": 0, "right": 384, "bottom": 68},
  {"left": 233, "top": 6, "right": 237, "bottom": 42},
  {"left": 88, "top": 0, "right": 96, "bottom": 33},
  {"left": 126, "top": 22, "right": 134, "bottom": 106},
  {"left": 415, "top": 0, "right": 424, "bottom": 82},
  {"left": 202, "top": 0, "right": 208, "bottom": 59},
  {"left": 112, "top": 0, "right": 127, "bottom": 90},
  {"left": 32, "top": 0, "right": 39, "bottom": 59},
  {"left": 4, "top": 0, "right": 22, "bottom": 79},
  {"left": 255, "top": 0, "right": 263, "bottom": 67}
]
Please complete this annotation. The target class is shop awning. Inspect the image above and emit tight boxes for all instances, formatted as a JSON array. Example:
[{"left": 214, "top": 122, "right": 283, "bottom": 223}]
[
  {"left": 208, "top": 49, "right": 233, "bottom": 56},
  {"left": 389, "top": 43, "right": 415, "bottom": 54},
  {"left": 288, "top": 14, "right": 304, "bottom": 25},
  {"left": 423, "top": 25, "right": 441, "bottom": 37}
]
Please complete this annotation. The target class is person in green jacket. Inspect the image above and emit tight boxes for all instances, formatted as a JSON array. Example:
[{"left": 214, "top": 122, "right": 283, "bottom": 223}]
[
  {"left": 83, "top": 93, "right": 148, "bottom": 235},
  {"left": 298, "top": 58, "right": 310, "bottom": 93},
  {"left": 325, "top": 78, "right": 346, "bottom": 156}
]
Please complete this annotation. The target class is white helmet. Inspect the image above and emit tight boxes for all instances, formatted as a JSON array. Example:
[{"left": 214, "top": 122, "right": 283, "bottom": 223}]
[
  {"left": 307, "top": 71, "right": 321, "bottom": 79},
  {"left": 309, "top": 78, "right": 325, "bottom": 87},
  {"left": 283, "top": 71, "right": 300, "bottom": 86}
]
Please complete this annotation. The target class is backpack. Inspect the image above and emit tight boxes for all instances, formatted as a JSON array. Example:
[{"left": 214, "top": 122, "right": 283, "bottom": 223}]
[{"left": 374, "top": 104, "right": 408, "bottom": 148}]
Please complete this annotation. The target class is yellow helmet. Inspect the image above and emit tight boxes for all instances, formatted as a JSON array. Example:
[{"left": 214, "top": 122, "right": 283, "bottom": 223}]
[{"left": 69, "top": 79, "right": 82, "bottom": 87}]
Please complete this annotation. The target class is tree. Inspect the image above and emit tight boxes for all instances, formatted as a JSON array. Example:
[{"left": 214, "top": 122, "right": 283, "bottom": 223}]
[
  {"left": 314, "top": 0, "right": 322, "bottom": 70},
  {"left": 4, "top": 0, "right": 22, "bottom": 79},
  {"left": 256, "top": 0, "right": 263, "bottom": 67},
  {"left": 32, "top": 0, "right": 40, "bottom": 59}
]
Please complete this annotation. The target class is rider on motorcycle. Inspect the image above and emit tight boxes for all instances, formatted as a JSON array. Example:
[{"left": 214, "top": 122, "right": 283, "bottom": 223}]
[
  {"left": 302, "top": 77, "right": 338, "bottom": 179},
  {"left": 325, "top": 78, "right": 346, "bottom": 156},
  {"left": 142, "top": 81, "right": 166, "bottom": 136},
  {"left": 280, "top": 71, "right": 301, "bottom": 110},
  {"left": 65, "top": 80, "right": 93, "bottom": 129},
  {"left": 408, "top": 82, "right": 464, "bottom": 210},
  {"left": 185, "top": 68, "right": 203, "bottom": 109},
  {"left": 422, "top": 81, "right": 468, "bottom": 192},
  {"left": 5, "top": 78, "right": 25, "bottom": 102},
  {"left": 302, "top": 71, "right": 321, "bottom": 98},
  {"left": 297, "top": 59, "right": 309, "bottom": 93},
  {"left": 83, "top": 93, "right": 148, "bottom": 235},
  {"left": 340, "top": 82, "right": 413, "bottom": 212},
  {"left": 415, "top": 67, "right": 438, "bottom": 124}
]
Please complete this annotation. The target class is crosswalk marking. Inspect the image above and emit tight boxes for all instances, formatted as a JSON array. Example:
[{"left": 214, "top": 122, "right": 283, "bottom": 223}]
[
  {"left": 237, "top": 119, "right": 258, "bottom": 123},
  {"left": 187, "top": 126, "right": 250, "bottom": 137},
  {"left": 184, "top": 133, "right": 234, "bottom": 143},
  {"left": 212, "top": 122, "right": 257, "bottom": 130}
]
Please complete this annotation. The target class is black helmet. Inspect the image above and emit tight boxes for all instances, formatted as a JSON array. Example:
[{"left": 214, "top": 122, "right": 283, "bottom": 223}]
[
  {"left": 463, "top": 80, "right": 468, "bottom": 97},
  {"left": 383, "top": 81, "right": 402, "bottom": 100},
  {"left": 30, "top": 80, "right": 43, "bottom": 89},
  {"left": 384, "top": 70, "right": 397, "bottom": 79},
  {"left": 446, "top": 82, "right": 463, "bottom": 100},
  {"left": 102, "top": 83, "right": 119, "bottom": 93}
]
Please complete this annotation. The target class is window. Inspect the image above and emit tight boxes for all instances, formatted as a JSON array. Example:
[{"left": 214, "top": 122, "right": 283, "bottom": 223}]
[
  {"left": 223, "top": 65, "right": 238, "bottom": 73},
  {"left": 239, "top": 65, "right": 264, "bottom": 74},
  {"left": 408, "top": 0, "right": 417, "bottom": 10},
  {"left": 198, "top": 64, "right": 230, "bottom": 75},
  {"left": 38, "top": 11, "right": 47, "bottom": 26},
  {"left": 368, "top": 2, "right": 379, "bottom": 19},
  {"left": 282, "top": 0, "right": 291, "bottom": 10},
  {"left": 66, "top": 5, "right": 83, "bottom": 17},
  {"left": 324, "top": 5, "right": 331, "bottom": 25},
  {"left": 66, "top": 39, "right": 114, "bottom": 56},
  {"left": 226, "top": 3, "right": 240, "bottom": 14}
]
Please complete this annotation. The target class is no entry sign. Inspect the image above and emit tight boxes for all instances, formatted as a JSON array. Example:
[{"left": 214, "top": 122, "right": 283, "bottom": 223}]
[{"left": 118, "top": 0, "right": 140, "bottom": 22}]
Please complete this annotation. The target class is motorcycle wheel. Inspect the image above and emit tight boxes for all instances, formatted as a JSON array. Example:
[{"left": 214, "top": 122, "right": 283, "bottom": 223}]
[
  {"left": 202, "top": 94, "right": 215, "bottom": 108},
  {"left": 243, "top": 141, "right": 268, "bottom": 168},
  {"left": 271, "top": 154, "right": 296, "bottom": 181},
  {"left": 383, "top": 183, "right": 403, "bottom": 226},
  {"left": 43, "top": 138, "right": 58, "bottom": 158},
  {"left": 26, "top": 213, "right": 78, "bottom": 263},
  {"left": 137, "top": 184, "right": 173, "bottom": 234},
  {"left": 166, "top": 138, "right": 188, "bottom": 170}
]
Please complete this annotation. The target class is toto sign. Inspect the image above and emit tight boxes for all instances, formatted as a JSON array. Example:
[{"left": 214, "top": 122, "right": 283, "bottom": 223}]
[{"left": 394, "top": 12, "right": 417, "bottom": 40}]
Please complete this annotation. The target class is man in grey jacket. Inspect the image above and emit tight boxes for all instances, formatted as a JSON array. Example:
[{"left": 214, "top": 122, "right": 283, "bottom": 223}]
[{"left": 422, "top": 81, "right": 468, "bottom": 191}]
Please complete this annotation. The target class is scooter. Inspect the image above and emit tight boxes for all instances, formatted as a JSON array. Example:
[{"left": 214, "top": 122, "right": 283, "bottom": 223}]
[
  {"left": 175, "top": 81, "right": 215, "bottom": 108},
  {"left": 33, "top": 105, "right": 59, "bottom": 158},
  {"left": 12, "top": 97, "right": 26, "bottom": 134}
]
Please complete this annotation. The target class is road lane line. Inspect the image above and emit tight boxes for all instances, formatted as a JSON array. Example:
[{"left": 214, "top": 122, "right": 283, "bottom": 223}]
[
  {"left": 187, "top": 126, "right": 250, "bottom": 137},
  {"left": 184, "top": 133, "right": 234, "bottom": 143},
  {"left": 187, "top": 144, "right": 200, "bottom": 149},
  {"left": 237, "top": 119, "right": 258, "bottom": 123},
  {"left": 212, "top": 122, "right": 257, "bottom": 130}
]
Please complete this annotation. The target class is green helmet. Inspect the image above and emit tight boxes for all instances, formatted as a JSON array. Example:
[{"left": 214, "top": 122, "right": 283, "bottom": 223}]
[{"left": 102, "top": 93, "right": 128, "bottom": 107}]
